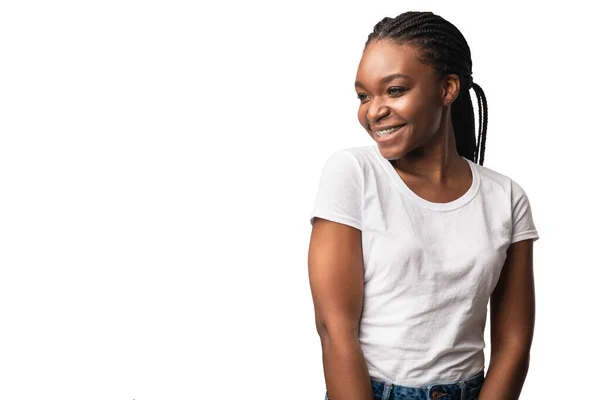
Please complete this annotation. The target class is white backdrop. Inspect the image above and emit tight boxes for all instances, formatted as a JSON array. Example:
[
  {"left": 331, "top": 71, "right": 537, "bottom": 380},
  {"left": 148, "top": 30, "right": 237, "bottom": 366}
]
[{"left": 0, "top": 1, "right": 597, "bottom": 399}]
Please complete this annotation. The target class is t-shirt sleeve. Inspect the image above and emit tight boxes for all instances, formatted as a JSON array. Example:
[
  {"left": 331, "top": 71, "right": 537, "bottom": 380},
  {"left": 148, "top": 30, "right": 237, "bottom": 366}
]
[
  {"left": 309, "top": 150, "right": 363, "bottom": 231},
  {"left": 510, "top": 179, "right": 540, "bottom": 244}
]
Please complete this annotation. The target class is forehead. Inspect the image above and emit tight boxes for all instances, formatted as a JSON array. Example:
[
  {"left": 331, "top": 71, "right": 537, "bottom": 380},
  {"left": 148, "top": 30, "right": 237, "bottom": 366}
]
[{"left": 356, "top": 40, "right": 432, "bottom": 83}]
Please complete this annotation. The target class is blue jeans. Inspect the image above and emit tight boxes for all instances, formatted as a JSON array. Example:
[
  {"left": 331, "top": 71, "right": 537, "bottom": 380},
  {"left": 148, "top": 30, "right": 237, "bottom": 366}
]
[{"left": 325, "top": 370, "right": 484, "bottom": 400}]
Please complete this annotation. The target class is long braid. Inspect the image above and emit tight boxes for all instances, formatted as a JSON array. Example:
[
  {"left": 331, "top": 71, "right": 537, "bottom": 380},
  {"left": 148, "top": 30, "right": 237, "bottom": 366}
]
[{"left": 365, "top": 11, "right": 488, "bottom": 165}]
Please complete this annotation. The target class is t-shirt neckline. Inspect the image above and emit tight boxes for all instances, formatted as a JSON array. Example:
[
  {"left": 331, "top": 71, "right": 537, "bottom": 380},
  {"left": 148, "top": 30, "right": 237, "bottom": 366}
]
[{"left": 371, "top": 145, "right": 481, "bottom": 211}]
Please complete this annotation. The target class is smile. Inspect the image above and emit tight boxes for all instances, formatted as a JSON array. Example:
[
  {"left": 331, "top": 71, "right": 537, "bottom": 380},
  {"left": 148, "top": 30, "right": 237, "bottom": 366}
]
[
  {"left": 375, "top": 125, "right": 405, "bottom": 136},
  {"left": 373, "top": 124, "right": 407, "bottom": 143}
]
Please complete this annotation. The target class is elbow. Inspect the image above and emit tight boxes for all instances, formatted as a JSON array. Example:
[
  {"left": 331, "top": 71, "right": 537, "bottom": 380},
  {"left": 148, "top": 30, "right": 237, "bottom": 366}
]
[
  {"left": 490, "top": 329, "right": 534, "bottom": 362},
  {"left": 315, "top": 319, "right": 359, "bottom": 343},
  {"left": 490, "top": 342, "right": 531, "bottom": 365}
]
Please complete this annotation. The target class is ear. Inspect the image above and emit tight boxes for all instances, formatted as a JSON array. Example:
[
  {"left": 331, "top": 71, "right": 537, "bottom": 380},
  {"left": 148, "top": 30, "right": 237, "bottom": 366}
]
[{"left": 442, "top": 73, "right": 461, "bottom": 105}]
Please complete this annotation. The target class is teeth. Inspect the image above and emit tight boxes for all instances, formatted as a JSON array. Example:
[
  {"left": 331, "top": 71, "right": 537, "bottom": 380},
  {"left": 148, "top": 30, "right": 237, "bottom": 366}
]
[{"left": 375, "top": 125, "right": 403, "bottom": 136}]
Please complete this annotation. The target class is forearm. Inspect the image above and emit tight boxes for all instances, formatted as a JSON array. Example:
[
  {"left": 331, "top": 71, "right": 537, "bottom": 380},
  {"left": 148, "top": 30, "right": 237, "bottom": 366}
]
[
  {"left": 319, "top": 330, "right": 373, "bottom": 400},
  {"left": 479, "top": 348, "right": 530, "bottom": 400}
]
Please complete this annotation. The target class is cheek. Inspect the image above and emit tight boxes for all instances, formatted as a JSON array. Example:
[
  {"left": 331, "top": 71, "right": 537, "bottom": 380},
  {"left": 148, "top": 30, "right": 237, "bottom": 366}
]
[
  {"left": 390, "top": 96, "right": 419, "bottom": 117},
  {"left": 357, "top": 106, "right": 368, "bottom": 128},
  {"left": 399, "top": 102, "right": 435, "bottom": 133}
]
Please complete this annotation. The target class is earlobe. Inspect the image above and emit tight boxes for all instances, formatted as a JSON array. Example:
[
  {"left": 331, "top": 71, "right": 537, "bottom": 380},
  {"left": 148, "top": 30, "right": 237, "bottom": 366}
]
[
  {"left": 441, "top": 93, "right": 453, "bottom": 106},
  {"left": 442, "top": 76, "right": 459, "bottom": 106}
]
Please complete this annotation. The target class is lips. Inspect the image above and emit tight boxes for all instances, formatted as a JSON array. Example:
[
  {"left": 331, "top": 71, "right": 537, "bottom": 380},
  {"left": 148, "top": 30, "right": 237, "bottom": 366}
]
[
  {"left": 372, "top": 124, "right": 407, "bottom": 143},
  {"left": 373, "top": 124, "right": 406, "bottom": 134}
]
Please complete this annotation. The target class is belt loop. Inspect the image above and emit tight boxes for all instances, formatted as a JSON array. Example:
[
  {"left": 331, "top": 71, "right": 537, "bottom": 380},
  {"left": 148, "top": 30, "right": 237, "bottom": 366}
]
[
  {"left": 459, "top": 381, "right": 466, "bottom": 400},
  {"left": 381, "top": 381, "right": 393, "bottom": 400}
]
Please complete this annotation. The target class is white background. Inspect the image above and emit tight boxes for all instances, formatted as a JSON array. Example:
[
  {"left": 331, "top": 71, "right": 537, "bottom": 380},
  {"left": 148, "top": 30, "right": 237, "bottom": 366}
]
[{"left": 0, "top": 1, "right": 597, "bottom": 399}]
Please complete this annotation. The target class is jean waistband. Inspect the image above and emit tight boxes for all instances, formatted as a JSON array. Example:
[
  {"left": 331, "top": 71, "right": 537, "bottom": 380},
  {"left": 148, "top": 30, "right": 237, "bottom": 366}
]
[{"left": 368, "top": 370, "right": 485, "bottom": 400}]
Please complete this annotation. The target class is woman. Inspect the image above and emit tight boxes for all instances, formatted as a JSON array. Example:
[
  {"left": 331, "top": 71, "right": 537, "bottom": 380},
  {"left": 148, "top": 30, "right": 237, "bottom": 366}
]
[{"left": 308, "top": 11, "right": 539, "bottom": 400}]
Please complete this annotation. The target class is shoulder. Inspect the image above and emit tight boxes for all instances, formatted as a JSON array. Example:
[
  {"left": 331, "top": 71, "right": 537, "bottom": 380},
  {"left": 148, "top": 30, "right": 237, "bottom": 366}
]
[
  {"left": 338, "top": 144, "right": 376, "bottom": 159},
  {"left": 330, "top": 145, "right": 376, "bottom": 167},
  {"left": 334, "top": 144, "right": 388, "bottom": 175},
  {"left": 470, "top": 161, "right": 537, "bottom": 229},
  {"left": 471, "top": 161, "right": 510, "bottom": 189},
  {"left": 318, "top": 145, "right": 378, "bottom": 177},
  {"left": 470, "top": 160, "right": 528, "bottom": 196}
]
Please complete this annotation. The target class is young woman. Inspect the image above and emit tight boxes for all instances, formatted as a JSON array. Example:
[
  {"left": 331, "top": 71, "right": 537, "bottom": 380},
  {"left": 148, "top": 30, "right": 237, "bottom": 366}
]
[{"left": 308, "top": 11, "right": 539, "bottom": 400}]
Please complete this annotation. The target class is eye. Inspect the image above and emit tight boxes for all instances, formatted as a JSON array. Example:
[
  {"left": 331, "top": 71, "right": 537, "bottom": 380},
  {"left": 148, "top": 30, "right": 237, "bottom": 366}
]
[
  {"left": 388, "top": 87, "right": 406, "bottom": 95},
  {"left": 356, "top": 93, "right": 370, "bottom": 103}
]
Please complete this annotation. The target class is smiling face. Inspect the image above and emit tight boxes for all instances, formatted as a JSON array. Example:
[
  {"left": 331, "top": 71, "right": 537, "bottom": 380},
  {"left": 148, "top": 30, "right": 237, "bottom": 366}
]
[{"left": 355, "top": 40, "right": 456, "bottom": 161}]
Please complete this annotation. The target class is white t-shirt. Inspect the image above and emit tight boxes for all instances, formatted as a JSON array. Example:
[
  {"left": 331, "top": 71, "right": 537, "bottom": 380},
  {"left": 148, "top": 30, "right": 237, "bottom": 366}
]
[{"left": 309, "top": 144, "right": 539, "bottom": 387}]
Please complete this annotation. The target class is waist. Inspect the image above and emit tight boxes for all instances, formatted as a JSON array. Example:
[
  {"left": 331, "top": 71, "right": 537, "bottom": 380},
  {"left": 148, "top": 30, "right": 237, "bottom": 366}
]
[{"left": 369, "top": 370, "right": 485, "bottom": 400}]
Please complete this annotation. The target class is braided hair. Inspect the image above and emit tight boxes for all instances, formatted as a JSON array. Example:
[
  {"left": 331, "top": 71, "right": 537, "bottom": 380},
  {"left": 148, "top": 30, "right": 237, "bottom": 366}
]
[{"left": 366, "top": 11, "right": 488, "bottom": 165}]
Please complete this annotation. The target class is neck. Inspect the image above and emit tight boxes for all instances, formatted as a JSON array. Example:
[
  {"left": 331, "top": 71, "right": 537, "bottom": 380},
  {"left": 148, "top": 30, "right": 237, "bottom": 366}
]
[{"left": 392, "top": 109, "right": 464, "bottom": 185}]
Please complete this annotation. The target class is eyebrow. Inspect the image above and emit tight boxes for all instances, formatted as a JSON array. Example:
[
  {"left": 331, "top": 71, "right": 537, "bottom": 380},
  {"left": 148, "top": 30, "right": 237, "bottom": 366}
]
[{"left": 355, "top": 73, "right": 412, "bottom": 88}]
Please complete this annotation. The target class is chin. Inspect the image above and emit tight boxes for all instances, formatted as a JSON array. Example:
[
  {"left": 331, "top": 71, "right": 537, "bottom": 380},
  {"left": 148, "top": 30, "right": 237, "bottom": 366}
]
[{"left": 376, "top": 142, "right": 404, "bottom": 161}]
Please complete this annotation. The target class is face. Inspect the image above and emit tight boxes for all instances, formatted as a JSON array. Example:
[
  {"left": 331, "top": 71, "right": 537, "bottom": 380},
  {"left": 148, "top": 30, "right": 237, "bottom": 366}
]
[{"left": 355, "top": 40, "right": 454, "bottom": 161}]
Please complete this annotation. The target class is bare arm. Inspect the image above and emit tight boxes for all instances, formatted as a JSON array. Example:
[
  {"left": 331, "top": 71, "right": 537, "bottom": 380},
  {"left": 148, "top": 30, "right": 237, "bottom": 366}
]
[
  {"left": 479, "top": 239, "right": 536, "bottom": 400},
  {"left": 308, "top": 217, "right": 372, "bottom": 400}
]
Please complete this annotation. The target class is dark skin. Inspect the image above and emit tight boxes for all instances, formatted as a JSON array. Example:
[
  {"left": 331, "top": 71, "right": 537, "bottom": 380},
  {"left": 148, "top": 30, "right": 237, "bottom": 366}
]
[
  {"left": 355, "top": 40, "right": 470, "bottom": 201},
  {"left": 309, "top": 39, "right": 535, "bottom": 399}
]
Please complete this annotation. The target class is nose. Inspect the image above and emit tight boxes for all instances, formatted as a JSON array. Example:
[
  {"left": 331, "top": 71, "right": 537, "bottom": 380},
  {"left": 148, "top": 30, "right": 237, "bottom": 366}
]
[{"left": 366, "top": 96, "right": 390, "bottom": 126}]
